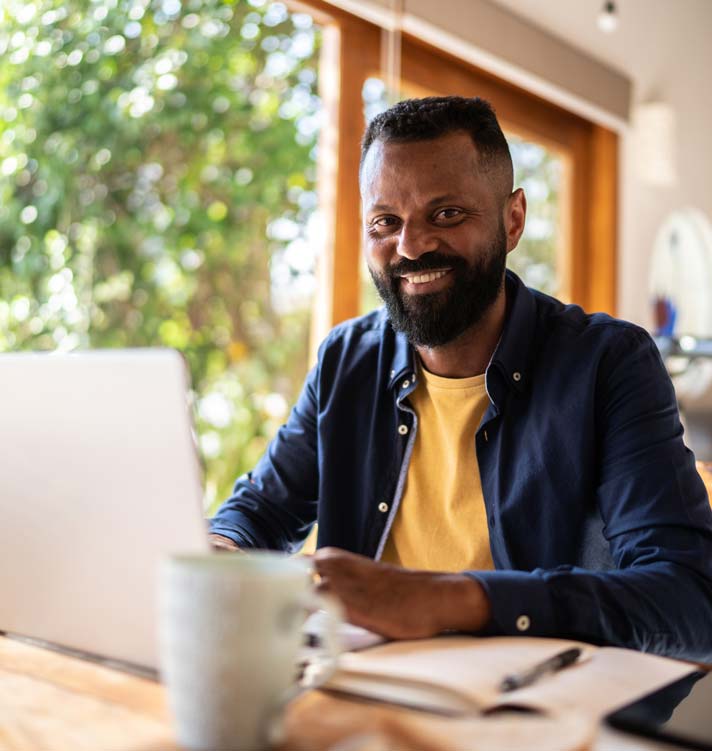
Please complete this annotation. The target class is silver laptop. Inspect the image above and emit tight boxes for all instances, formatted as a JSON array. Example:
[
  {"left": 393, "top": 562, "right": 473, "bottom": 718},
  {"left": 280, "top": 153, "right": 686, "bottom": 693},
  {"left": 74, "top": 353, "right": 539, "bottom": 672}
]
[{"left": 0, "top": 349, "right": 209, "bottom": 671}]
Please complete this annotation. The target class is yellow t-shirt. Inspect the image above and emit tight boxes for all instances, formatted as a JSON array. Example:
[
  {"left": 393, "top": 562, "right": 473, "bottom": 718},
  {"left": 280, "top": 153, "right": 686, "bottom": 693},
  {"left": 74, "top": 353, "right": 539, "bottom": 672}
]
[{"left": 380, "top": 365, "right": 494, "bottom": 573}]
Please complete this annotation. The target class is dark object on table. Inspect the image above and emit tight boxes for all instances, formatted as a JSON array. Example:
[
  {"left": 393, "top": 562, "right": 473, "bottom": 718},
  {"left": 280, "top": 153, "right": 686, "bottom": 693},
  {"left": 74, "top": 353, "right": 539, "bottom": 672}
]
[{"left": 606, "top": 670, "right": 712, "bottom": 750}]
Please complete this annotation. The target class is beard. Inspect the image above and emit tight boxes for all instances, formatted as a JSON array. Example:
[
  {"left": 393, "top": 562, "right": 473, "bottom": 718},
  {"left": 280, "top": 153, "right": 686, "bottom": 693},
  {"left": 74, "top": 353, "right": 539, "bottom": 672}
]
[{"left": 368, "top": 223, "right": 508, "bottom": 347}]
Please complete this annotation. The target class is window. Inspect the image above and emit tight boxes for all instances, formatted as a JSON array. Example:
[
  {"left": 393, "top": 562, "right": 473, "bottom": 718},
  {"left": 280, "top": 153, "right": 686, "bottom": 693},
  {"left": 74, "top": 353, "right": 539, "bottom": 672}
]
[
  {"left": 309, "top": 18, "right": 618, "bottom": 334},
  {"left": 0, "top": 0, "right": 323, "bottom": 511},
  {"left": 507, "top": 134, "right": 565, "bottom": 299},
  {"left": 0, "top": 0, "right": 619, "bottom": 512}
]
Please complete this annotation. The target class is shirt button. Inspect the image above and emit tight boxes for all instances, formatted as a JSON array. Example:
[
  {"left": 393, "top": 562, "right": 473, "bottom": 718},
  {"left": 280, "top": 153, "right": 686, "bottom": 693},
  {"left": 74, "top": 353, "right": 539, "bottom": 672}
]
[
  {"left": 398, "top": 424, "right": 408, "bottom": 435},
  {"left": 516, "top": 614, "right": 531, "bottom": 632},
  {"left": 512, "top": 371, "right": 522, "bottom": 382},
  {"left": 378, "top": 502, "right": 389, "bottom": 513},
  {"left": 402, "top": 379, "right": 410, "bottom": 388}
]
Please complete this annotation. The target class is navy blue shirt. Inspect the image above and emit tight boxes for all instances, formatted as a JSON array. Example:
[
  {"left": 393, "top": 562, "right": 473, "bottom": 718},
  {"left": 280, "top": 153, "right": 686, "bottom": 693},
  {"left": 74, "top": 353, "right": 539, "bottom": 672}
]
[{"left": 211, "top": 271, "right": 712, "bottom": 661}]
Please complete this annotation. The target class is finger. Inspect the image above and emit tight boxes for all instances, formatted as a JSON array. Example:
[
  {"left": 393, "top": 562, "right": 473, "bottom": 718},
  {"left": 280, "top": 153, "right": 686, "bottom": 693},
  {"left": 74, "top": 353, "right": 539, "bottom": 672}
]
[
  {"left": 313, "top": 546, "right": 345, "bottom": 563},
  {"left": 309, "top": 566, "right": 322, "bottom": 588},
  {"left": 313, "top": 552, "right": 343, "bottom": 576}
]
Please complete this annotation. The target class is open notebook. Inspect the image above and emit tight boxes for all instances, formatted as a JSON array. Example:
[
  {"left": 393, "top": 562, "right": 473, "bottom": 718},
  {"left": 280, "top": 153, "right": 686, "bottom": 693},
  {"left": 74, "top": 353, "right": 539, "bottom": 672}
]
[{"left": 319, "top": 635, "right": 696, "bottom": 719}]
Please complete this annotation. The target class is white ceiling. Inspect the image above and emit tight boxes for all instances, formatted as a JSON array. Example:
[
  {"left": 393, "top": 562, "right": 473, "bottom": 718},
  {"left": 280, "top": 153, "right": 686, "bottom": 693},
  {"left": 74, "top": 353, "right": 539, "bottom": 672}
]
[{"left": 487, "top": 0, "right": 711, "bottom": 99}]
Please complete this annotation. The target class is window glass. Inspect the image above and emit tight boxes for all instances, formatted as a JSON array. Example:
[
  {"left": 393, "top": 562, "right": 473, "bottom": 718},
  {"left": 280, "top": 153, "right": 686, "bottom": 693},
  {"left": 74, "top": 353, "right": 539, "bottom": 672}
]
[
  {"left": 0, "top": 0, "right": 322, "bottom": 512},
  {"left": 507, "top": 134, "right": 564, "bottom": 298},
  {"left": 360, "top": 77, "right": 389, "bottom": 315}
]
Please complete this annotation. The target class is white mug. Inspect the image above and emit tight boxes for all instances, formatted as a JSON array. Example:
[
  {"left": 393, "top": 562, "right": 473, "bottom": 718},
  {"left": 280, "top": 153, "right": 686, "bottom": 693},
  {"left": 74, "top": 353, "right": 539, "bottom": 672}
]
[{"left": 158, "top": 552, "right": 340, "bottom": 751}]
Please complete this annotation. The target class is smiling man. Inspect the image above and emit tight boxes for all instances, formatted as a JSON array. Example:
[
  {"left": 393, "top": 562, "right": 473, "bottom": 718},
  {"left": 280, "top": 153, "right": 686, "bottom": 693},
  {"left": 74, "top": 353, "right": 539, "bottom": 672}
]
[{"left": 210, "top": 96, "right": 712, "bottom": 660}]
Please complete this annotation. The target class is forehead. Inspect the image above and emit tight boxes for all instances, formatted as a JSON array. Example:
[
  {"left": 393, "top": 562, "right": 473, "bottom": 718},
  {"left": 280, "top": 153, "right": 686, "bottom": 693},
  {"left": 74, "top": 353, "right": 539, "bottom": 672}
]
[{"left": 360, "top": 131, "right": 487, "bottom": 206}]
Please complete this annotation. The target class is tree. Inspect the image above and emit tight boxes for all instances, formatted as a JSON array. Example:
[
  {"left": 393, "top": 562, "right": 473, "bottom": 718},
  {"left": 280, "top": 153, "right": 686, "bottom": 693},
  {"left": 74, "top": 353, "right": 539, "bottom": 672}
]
[
  {"left": 507, "top": 135, "right": 562, "bottom": 297},
  {"left": 0, "top": 0, "right": 321, "bottom": 510}
]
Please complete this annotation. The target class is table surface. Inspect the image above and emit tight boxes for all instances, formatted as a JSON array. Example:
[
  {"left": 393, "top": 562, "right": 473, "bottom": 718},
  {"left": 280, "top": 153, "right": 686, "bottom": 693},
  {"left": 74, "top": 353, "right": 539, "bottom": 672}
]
[{"left": 0, "top": 634, "right": 695, "bottom": 751}]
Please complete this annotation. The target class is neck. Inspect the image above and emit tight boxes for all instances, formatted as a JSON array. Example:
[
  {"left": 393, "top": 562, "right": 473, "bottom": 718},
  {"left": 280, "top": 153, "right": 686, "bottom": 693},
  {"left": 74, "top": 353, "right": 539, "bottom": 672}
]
[{"left": 415, "top": 289, "right": 507, "bottom": 378}]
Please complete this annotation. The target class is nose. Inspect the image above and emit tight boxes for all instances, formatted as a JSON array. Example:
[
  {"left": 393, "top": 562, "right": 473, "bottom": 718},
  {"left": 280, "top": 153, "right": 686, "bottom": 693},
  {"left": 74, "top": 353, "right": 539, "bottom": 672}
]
[{"left": 397, "top": 220, "right": 438, "bottom": 260}]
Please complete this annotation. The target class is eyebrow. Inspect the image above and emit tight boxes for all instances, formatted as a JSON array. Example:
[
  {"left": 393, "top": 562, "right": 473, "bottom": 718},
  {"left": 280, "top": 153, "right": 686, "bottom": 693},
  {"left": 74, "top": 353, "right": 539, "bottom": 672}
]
[
  {"left": 366, "top": 194, "right": 466, "bottom": 213},
  {"left": 426, "top": 194, "right": 463, "bottom": 206}
]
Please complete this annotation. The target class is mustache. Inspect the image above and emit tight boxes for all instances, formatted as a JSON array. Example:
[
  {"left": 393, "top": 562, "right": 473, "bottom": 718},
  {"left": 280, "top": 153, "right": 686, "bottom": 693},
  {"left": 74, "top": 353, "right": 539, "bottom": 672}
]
[{"left": 386, "top": 252, "right": 467, "bottom": 279}]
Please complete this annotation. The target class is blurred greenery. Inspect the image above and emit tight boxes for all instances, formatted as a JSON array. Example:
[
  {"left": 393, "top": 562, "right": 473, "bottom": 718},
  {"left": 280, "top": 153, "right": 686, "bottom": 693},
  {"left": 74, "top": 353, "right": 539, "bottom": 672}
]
[
  {"left": 0, "top": 0, "right": 322, "bottom": 512},
  {"left": 507, "top": 134, "right": 562, "bottom": 297}
]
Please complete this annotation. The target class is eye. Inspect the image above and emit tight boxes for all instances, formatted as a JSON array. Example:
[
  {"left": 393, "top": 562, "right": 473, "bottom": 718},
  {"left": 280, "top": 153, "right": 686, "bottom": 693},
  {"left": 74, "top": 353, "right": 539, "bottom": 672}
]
[
  {"left": 368, "top": 215, "right": 400, "bottom": 233},
  {"left": 434, "top": 207, "right": 463, "bottom": 222},
  {"left": 372, "top": 215, "right": 399, "bottom": 227}
]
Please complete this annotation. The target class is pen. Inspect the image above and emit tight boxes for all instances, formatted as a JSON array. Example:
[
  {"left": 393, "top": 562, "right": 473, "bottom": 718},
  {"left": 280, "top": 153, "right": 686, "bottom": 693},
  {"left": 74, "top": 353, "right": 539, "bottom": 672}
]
[{"left": 499, "top": 647, "right": 582, "bottom": 692}]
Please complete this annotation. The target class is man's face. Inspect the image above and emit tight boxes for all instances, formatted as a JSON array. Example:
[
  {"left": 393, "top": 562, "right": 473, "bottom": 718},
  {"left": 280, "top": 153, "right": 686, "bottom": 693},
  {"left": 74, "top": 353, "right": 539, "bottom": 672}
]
[{"left": 361, "top": 131, "right": 509, "bottom": 348}]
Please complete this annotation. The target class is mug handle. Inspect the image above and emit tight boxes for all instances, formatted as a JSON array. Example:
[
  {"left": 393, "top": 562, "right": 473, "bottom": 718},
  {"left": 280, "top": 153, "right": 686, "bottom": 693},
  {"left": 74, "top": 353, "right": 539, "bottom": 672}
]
[
  {"left": 299, "top": 591, "right": 344, "bottom": 688},
  {"left": 266, "top": 592, "right": 344, "bottom": 746}
]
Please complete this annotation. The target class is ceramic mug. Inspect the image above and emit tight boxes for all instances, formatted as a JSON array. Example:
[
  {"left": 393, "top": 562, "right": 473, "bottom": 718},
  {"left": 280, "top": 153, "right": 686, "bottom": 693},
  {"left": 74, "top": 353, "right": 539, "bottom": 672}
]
[{"left": 158, "top": 552, "right": 340, "bottom": 751}]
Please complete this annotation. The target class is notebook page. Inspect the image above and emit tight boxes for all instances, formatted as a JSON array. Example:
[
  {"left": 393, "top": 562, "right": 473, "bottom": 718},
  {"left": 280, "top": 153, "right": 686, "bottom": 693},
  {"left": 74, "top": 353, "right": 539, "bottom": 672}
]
[
  {"left": 331, "top": 635, "right": 593, "bottom": 711},
  {"left": 500, "top": 645, "right": 696, "bottom": 719}
]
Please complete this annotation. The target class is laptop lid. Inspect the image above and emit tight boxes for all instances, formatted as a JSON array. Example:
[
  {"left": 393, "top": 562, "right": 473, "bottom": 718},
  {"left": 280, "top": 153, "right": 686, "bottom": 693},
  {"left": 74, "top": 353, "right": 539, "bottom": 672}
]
[{"left": 0, "top": 349, "right": 209, "bottom": 671}]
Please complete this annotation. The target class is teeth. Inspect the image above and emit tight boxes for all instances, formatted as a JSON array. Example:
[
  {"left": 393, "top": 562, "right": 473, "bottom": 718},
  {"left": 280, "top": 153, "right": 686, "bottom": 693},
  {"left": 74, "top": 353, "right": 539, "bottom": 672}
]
[{"left": 405, "top": 270, "right": 449, "bottom": 284}]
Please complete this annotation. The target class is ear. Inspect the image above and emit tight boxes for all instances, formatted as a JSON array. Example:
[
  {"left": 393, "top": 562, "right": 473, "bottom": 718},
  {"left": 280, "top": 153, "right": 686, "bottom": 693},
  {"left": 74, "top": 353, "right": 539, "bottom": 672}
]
[{"left": 503, "top": 188, "right": 527, "bottom": 253}]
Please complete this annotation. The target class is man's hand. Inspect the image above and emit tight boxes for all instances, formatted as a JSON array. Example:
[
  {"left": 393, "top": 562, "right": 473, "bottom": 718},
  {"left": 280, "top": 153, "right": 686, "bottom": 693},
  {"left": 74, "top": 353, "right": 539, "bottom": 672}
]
[
  {"left": 208, "top": 533, "right": 241, "bottom": 552},
  {"left": 313, "top": 547, "right": 491, "bottom": 640}
]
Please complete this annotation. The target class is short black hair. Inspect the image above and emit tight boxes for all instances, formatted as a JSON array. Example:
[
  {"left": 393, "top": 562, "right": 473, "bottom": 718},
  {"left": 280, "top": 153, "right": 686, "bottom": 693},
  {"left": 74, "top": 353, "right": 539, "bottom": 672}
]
[{"left": 360, "top": 96, "right": 513, "bottom": 191}]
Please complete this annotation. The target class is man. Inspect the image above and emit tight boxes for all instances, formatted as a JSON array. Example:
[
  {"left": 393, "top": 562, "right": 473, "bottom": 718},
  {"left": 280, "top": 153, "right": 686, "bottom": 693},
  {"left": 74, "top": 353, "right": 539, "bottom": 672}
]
[{"left": 210, "top": 96, "right": 712, "bottom": 660}]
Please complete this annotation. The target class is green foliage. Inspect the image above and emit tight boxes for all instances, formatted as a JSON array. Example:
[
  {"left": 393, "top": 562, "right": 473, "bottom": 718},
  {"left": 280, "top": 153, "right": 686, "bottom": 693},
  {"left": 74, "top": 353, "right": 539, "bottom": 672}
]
[
  {"left": 507, "top": 135, "right": 562, "bottom": 297},
  {"left": 0, "top": 0, "right": 321, "bottom": 510}
]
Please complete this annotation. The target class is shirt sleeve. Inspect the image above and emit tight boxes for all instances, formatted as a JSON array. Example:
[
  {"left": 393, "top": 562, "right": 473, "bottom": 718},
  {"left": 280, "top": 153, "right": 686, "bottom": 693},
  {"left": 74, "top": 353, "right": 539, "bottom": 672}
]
[
  {"left": 470, "top": 327, "right": 712, "bottom": 662},
  {"left": 209, "top": 362, "right": 320, "bottom": 552}
]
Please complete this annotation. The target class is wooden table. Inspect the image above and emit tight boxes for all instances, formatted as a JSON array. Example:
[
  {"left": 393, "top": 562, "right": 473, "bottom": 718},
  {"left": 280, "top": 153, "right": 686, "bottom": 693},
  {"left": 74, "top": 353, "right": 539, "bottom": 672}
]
[
  {"left": 0, "top": 635, "right": 691, "bottom": 751},
  {"left": 0, "top": 635, "right": 175, "bottom": 751}
]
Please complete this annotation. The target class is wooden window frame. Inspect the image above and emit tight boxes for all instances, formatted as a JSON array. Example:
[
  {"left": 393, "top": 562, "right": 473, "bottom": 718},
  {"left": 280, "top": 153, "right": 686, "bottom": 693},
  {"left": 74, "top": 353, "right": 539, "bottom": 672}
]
[{"left": 296, "top": 2, "right": 618, "bottom": 348}]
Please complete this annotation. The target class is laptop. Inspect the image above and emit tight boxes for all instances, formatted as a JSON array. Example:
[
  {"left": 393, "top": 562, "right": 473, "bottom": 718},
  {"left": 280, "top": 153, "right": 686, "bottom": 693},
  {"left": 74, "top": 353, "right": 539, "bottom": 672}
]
[{"left": 0, "top": 349, "right": 209, "bottom": 672}]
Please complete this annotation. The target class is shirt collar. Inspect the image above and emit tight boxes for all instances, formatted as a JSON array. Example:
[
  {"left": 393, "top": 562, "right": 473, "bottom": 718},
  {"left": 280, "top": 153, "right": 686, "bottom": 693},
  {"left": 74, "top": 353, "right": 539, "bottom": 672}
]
[
  {"left": 488, "top": 270, "right": 537, "bottom": 397},
  {"left": 387, "top": 328, "right": 418, "bottom": 390}
]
